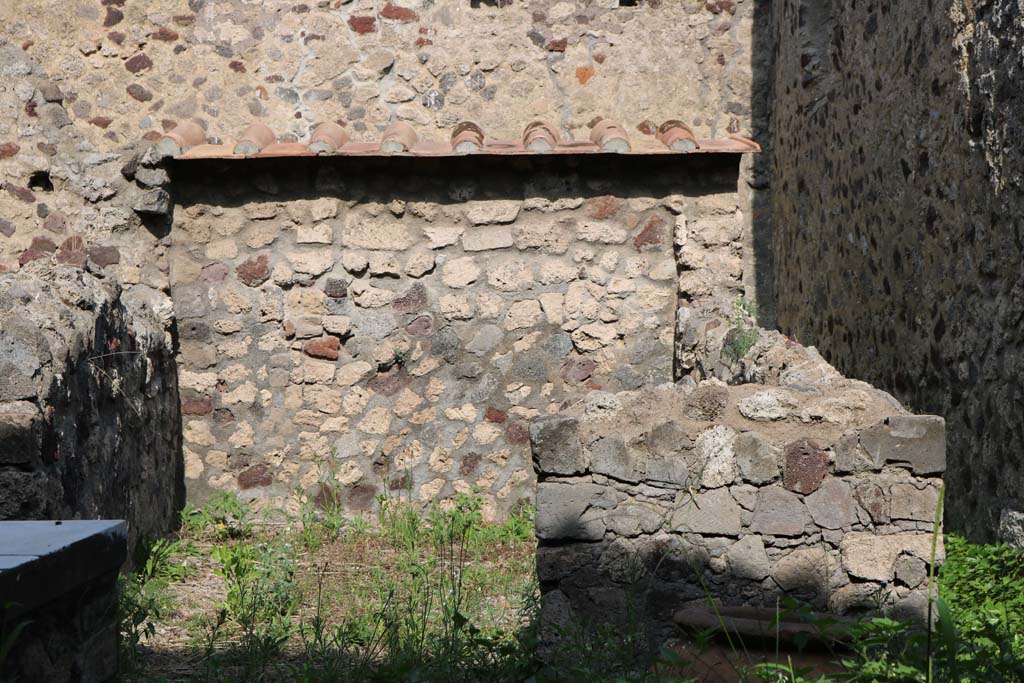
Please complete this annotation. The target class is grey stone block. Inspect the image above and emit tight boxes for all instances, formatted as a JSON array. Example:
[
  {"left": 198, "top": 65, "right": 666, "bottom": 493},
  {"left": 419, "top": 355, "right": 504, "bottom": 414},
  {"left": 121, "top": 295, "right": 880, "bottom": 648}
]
[
  {"left": 804, "top": 478, "right": 858, "bottom": 529},
  {"left": 734, "top": 431, "right": 780, "bottom": 484},
  {"left": 134, "top": 167, "right": 170, "bottom": 188},
  {"left": 0, "top": 321, "right": 49, "bottom": 402},
  {"left": 535, "top": 481, "right": 605, "bottom": 541},
  {"left": 724, "top": 535, "right": 770, "bottom": 580},
  {"left": 530, "top": 415, "right": 587, "bottom": 476},
  {"left": 0, "top": 401, "right": 40, "bottom": 465},
  {"left": 590, "top": 434, "right": 643, "bottom": 483},
  {"left": 670, "top": 487, "right": 742, "bottom": 536},
  {"left": 132, "top": 187, "right": 171, "bottom": 215},
  {"left": 643, "top": 421, "right": 692, "bottom": 486},
  {"left": 833, "top": 432, "right": 883, "bottom": 473},
  {"left": 859, "top": 415, "right": 946, "bottom": 475},
  {"left": 604, "top": 503, "right": 665, "bottom": 537},
  {"left": 749, "top": 485, "right": 811, "bottom": 537}
]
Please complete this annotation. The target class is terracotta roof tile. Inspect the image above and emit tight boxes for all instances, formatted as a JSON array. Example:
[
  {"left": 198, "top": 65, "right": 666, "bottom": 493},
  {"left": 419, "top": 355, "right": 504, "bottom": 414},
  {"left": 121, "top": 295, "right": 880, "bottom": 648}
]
[
  {"left": 163, "top": 118, "right": 760, "bottom": 160},
  {"left": 233, "top": 123, "right": 276, "bottom": 155},
  {"left": 308, "top": 122, "right": 348, "bottom": 153},
  {"left": 589, "top": 118, "right": 631, "bottom": 152}
]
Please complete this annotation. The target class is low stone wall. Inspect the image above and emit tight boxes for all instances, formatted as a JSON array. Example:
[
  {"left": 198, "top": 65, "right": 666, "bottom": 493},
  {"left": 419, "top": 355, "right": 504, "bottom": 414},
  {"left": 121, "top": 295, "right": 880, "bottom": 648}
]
[
  {"left": 169, "top": 155, "right": 744, "bottom": 520},
  {"left": 532, "top": 331, "right": 945, "bottom": 646}
]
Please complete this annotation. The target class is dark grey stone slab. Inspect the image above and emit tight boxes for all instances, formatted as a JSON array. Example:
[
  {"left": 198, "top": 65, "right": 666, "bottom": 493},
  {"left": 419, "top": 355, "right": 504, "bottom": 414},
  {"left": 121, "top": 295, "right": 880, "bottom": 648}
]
[{"left": 0, "top": 520, "right": 126, "bottom": 617}]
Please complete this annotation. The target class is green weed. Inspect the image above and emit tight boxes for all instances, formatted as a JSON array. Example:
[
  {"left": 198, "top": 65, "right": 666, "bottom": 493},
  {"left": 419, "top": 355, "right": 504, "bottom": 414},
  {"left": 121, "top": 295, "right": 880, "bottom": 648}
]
[
  {"left": 119, "top": 537, "right": 192, "bottom": 672},
  {"left": 181, "top": 492, "right": 254, "bottom": 540},
  {"left": 722, "top": 295, "right": 760, "bottom": 365}
]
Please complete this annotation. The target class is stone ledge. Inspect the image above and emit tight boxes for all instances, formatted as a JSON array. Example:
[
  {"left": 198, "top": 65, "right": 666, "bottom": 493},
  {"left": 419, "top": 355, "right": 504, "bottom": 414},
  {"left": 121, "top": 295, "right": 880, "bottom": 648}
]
[{"left": 0, "top": 520, "right": 126, "bottom": 618}]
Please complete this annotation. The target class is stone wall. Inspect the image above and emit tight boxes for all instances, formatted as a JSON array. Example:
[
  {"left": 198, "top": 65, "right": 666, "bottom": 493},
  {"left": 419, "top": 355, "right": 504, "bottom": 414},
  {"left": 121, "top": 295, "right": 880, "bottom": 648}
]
[
  {"left": 0, "top": 270, "right": 183, "bottom": 551},
  {"left": 168, "top": 154, "right": 745, "bottom": 518},
  {"left": 0, "top": 43, "right": 183, "bottom": 548},
  {"left": 0, "top": 1, "right": 758, "bottom": 153},
  {"left": 1, "top": 0, "right": 774, "bottom": 319},
  {"left": 532, "top": 331, "right": 945, "bottom": 647},
  {"left": 768, "top": 0, "right": 1024, "bottom": 541}
]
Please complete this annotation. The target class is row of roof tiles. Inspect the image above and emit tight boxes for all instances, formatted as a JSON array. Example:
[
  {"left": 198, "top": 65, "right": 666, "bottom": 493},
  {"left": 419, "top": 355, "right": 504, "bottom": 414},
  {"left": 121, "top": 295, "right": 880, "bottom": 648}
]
[{"left": 159, "top": 119, "right": 760, "bottom": 160}]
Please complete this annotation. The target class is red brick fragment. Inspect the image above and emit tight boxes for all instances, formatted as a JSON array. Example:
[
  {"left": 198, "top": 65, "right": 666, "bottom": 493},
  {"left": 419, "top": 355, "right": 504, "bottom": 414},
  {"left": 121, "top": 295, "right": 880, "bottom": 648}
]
[
  {"left": 103, "top": 7, "right": 124, "bottom": 27},
  {"left": 485, "top": 407, "right": 507, "bottom": 424},
  {"left": 505, "top": 422, "right": 530, "bottom": 445},
  {"left": 783, "top": 438, "right": 828, "bottom": 494},
  {"left": 0, "top": 143, "right": 19, "bottom": 159},
  {"left": 182, "top": 397, "right": 213, "bottom": 416},
  {"left": 4, "top": 183, "right": 35, "bottom": 203},
  {"left": 125, "top": 53, "right": 153, "bottom": 73},
  {"left": 392, "top": 283, "right": 427, "bottom": 314},
  {"left": 348, "top": 16, "right": 377, "bottom": 33},
  {"left": 381, "top": 2, "right": 418, "bottom": 22},
  {"left": 86, "top": 246, "right": 120, "bottom": 268},
  {"left": 236, "top": 254, "right": 270, "bottom": 287},
  {"left": 19, "top": 249, "right": 49, "bottom": 266},
  {"left": 89, "top": 116, "right": 113, "bottom": 129},
  {"left": 31, "top": 237, "right": 57, "bottom": 253},
  {"left": 585, "top": 195, "right": 622, "bottom": 220},
  {"left": 546, "top": 38, "right": 567, "bottom": 52},
  {"left": 142, "top": 130, "right": 162, "bottom": 142},
  {"left": 415, "top": 37, "right": 433, "bottom": 48},
  {"left": 229, "top": 60, "right": 246, "bottom": 73},
  {"left": 303, "top": 336, "right": 340, "bottom": 361},
  {"left": 153, "top": 26, "right": 179, "bottom": 41},
  {"left": 576, "top": 66, "right": 595, "bottom": 85},
  {"left": 593, "top": 52, "right": 607, "bottom": 64},
  {"left": 634, "top": 214, "right": 667, "bottom": 251},
  {"left": 637, "top": 119, "right": 657, "bottom": 135},
  {"left": 238, "top": 464, "right": 273, "bottom": 489},
  {"left": 705, "top": 0, "right": 736, "bottom": 14},
  {"left": 56, "top": 250, "right": 87, "bottom": 267},
  {"left": 60, "top": 236, "right": 85, "bottom": 252}
]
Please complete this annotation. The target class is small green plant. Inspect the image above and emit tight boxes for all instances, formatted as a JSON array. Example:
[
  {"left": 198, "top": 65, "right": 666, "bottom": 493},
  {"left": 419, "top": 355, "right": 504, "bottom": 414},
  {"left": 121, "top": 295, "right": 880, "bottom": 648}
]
[
  {"left": 181, "top": 492, "right": 254, "bottom": 540},
  {"left": 119, "top": 538, "right": 191, "bottom": 672},
  {"left": 211, "top": 540, "right": 300, "bottom": 677},
  {"left": 469, "top": 501, "right": 535, "bottom": 548},
  {"left": 296, "top": 494, "right": 346, "bottom": 552},
  {"left": 721, "top": 295, "right": 760, "bottom": 365}
]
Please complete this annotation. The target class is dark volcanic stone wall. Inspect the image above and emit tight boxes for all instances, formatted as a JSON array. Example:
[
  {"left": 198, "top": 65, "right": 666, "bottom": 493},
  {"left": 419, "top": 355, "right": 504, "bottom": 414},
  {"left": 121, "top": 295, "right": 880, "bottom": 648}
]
[
  {"left": 0, "top": 272, "right": 183, "bottom": 552},
  {"left": 769, "top": 0, "right": 1024, "bottom": 541}
]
